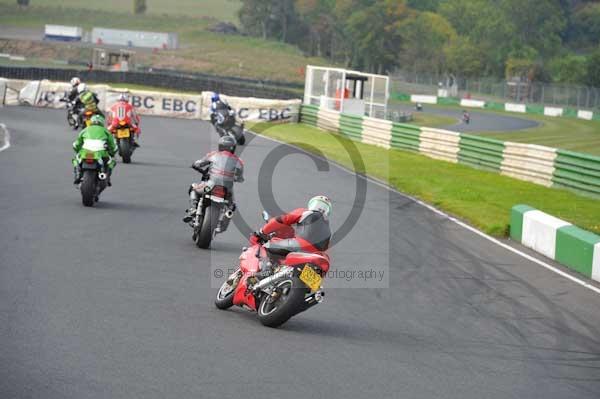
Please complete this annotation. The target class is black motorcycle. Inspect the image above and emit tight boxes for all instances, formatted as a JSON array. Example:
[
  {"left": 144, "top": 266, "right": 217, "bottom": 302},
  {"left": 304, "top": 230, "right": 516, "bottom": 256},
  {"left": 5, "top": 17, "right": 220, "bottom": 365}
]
[
  {"left": 186, "top": 162, "right": 234, "bottom": 249},
  {"left": 213, "top": 108, "right": 246, "bottom": 146},
  {"left": 60, "top": 97, "right": 81, "bottom": 130}
]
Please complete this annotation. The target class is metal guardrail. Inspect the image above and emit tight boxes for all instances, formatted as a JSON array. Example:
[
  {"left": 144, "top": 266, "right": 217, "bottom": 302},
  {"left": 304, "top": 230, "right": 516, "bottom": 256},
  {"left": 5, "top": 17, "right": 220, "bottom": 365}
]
[{"left": 0, "top": 66, "right": 300, "bottom": 100}]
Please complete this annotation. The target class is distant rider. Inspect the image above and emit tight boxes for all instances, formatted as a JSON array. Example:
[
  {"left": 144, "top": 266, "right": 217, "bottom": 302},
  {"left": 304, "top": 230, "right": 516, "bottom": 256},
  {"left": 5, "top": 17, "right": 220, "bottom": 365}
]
[
  {"left": 183, "top": 135, "right": 244, "bottom": 233},
  {"left": 67, "top": 77, "right": 81, "bottom": 103},
  {"left": 107, "top": 93, "right": 141, "bottom": 147},
  {"left": 76, "top": 83, "right": 104, "bottom": 118},
  {"left": 210, "top": 93, "right": 235, "bottom": 134},
  {"left": 250, "top": 196, "right": 332, "bottom": 271},
  {"left": 72, "top": 114, "right": 117, "bottom": 185}
]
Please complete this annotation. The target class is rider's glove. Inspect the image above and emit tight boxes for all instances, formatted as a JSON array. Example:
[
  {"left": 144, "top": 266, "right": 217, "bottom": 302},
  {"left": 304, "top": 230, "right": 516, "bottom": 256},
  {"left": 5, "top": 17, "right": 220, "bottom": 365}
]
[{"left": 249, "top": 230, "right": 268, "bottom": 245}]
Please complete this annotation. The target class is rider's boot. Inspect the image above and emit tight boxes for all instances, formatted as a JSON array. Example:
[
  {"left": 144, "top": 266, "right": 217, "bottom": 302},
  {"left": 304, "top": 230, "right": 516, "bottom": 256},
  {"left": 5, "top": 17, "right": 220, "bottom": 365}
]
[
  {"left": 73, "top": 166, "right": 82, "bottom": 185},
  {"left": 183, "top": 198, "right": 198, "bottom": 223}
]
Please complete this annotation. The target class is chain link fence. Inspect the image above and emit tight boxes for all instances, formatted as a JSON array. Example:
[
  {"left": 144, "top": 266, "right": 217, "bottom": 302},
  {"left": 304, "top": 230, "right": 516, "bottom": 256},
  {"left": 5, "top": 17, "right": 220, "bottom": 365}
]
[{"left": 391, "top": 72, "right": 600, "bottom": 111}]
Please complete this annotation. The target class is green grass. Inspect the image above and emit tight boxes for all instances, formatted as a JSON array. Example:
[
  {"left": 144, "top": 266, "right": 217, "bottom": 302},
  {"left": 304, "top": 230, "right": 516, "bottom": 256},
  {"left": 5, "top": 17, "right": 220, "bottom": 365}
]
[
  {"left": 0, "top": 0, "right": 242, "bottom": 23},
  {"left": 0, "top": 2, "right": 332, "bottom": 82},
  {"left": 476, "top": 115, "right": 600, "bottom": 156},
  {"left": 391, "top": 99, "right": 600, "bottom": 155},
  {"left": 410, "top": 112, "right": 456, "bottom": 128},
  {"left": 251, "top": 122, "right": 600, "bottom": 237}
]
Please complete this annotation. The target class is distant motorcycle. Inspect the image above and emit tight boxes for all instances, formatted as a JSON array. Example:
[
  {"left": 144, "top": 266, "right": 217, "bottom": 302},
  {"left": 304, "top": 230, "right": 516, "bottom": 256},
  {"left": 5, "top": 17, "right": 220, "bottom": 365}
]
[
  {"left": 215, "top": 211, "right": 329, "bottom": 328},
  {"left": 60, "top": 97, "right": 81, "bottom": 130},
  {"left": 186, "top": 162, "right": 234, "bottom": 249},
  {"left": 213, "top": 108, "right": 246, "bottom": 146},
  {"left": 462, "top": 111, "right": 471, "bottom": 124}
]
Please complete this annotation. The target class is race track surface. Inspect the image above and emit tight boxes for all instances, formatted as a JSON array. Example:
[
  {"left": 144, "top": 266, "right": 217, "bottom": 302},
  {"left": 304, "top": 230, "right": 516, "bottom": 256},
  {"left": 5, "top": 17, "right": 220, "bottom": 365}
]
[
  {"left": 1, "top": 107, "right": 599, "bottom": 399},
  {"left": 391, "top": 103, "right": 539, "bottom": 132}
]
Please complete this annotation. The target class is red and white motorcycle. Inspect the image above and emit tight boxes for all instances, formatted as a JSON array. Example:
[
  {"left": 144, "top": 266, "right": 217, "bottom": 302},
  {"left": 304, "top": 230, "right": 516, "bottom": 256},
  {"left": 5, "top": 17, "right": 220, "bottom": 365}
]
[{"left": 215, "top": 211, "right": 329, "bottom": 328}]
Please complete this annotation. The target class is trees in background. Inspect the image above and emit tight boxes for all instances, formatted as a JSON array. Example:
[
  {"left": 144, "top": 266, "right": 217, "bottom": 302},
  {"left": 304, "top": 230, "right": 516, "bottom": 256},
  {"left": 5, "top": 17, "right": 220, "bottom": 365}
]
[{"left": 237, "top": 0, "right": 600, "bottom": 85}]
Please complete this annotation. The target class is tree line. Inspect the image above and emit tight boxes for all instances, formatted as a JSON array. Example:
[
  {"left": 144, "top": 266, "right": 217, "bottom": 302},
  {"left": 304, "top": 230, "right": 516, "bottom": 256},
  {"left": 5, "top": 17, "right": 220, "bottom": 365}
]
[{"left": 238, "top": 0, "right": 600, "bottom": 86}]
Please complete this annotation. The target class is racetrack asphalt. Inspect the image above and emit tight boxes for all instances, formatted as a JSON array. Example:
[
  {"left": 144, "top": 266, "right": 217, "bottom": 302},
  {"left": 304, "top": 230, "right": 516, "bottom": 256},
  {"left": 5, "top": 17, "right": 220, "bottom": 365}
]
[
  {"left": 391, "top": 103, "right": 539, "bottom": 132},
  {"left": 1, "top": 107, "right": 599, "bottom": 399}
]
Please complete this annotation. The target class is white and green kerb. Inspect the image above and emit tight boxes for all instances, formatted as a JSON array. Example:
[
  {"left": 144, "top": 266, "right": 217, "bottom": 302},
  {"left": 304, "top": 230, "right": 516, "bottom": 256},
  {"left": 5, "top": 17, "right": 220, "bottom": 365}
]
[{"left": 511, "top": 205, "right": 600, "bottom": 282}]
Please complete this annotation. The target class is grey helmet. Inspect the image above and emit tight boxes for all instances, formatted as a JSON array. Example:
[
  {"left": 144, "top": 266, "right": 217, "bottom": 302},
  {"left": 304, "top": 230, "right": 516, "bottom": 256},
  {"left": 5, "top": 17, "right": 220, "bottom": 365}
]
[{"left": 218, "top": 135, "right": 236, "bottom": 153}]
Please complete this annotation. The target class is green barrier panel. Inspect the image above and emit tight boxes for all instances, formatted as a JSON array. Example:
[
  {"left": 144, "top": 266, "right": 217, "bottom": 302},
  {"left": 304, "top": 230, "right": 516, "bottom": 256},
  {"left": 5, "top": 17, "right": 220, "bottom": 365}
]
[
  {"left": 300, "top": 104, "right": 319, "bottom": 126},
  {"left": 563, "top": 108, "right": 578, "bottom": 118},
  {"left": 390, "top": 123, "right": 421, "bottom": 151},
  {"left": 391, "top": 92, "right": 411, "bottom": 102},
  {"left": 593, "top": 113, "right": 600, "bottom": 121},
  {"left": 552, "top": 149, "right": 600, "bottom": 197},
  {"left": 437, "top": 97, "right": 460, "bottom": 106},
  {"left": 526, "top": 105, "right": 545, "bottom": 115},
  {"left": 339, "top": 113, "right": 363, "bottom": 141},
  {"left": 458, "top": 134, "right": 505, "bottom": 172},
  {"left": 555, "top": 225, "right": 600, "bottom": 278},
  {"left": 509, "top": 204, "right": 536, "bottom": 242},
  {"left": 485, "top": 102, "right": 505, "bottom": 111}
]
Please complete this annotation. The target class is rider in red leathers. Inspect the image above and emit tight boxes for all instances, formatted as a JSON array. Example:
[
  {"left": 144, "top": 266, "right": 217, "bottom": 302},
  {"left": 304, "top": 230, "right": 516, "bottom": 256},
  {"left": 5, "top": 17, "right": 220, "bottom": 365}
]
[
  {"left": 250, "top": 196, "right": 332, "bottom": 270},
  {"left": 107, "top": 94, "right": 141, "bottom": 147}
]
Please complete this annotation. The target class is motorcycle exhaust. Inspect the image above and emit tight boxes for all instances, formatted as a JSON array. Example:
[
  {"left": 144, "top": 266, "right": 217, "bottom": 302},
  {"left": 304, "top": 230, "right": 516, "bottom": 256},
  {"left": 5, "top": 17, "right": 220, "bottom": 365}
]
[
  {"left": 98, "top": 172, "right": 107, "bottom": 181},
  {"left": 225, "top": 209, "right": 234, "bottom": 219},
  {"left": 252, "top": 267, "right": 293, "bottom": 292}
]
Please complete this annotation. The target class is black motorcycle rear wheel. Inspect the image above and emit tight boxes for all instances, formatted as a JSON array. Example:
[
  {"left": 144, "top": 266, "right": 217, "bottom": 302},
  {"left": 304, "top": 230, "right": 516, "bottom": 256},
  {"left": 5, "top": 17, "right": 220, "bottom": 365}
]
[
  {"left": 80, "top": 170, "right": 97, "bottom": 207},
  {"left": 257, "top": 277, "right": 307, "bottom": 328},
  {"left": 119, "top": 139, "right": 132, "bottom": 164},
  {"left": 195, "top": 205, "right": 219, "bottom": 249}
]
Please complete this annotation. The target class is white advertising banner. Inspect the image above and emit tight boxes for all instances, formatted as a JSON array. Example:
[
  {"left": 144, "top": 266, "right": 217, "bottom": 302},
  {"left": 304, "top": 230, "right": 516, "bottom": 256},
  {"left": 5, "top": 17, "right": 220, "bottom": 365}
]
[
  {"left": 0, "top": 78, "right": 6, "bottom": 106},
  {"left": 544, "top": 107, "right": 564, "bottom": 117},
  {"left": 3, "top": 79, "right": 29, "bottom": 106},
  {"left": 410, "top": 95, "right": 438, "bottom": 104},
  {"left": 105, "top": 88, "right": 203, "bottom": 119},
  {"left": 460, "top": 99, "right": 486, "bottom": 108},
  {"left": 6, "top": 79, "right": 301, "bottom": 123},
  {"left": 16, "top": 80, "right": 110, "bottom": 109},
  {"left": 200, "top": 92, "right": 301, "bottom": 122},
  {"left": 505, "top": 103, "right": 527, "bottom": 113},
  {"left": 577, "top": 110, "right": 594, "bottom": 120}
]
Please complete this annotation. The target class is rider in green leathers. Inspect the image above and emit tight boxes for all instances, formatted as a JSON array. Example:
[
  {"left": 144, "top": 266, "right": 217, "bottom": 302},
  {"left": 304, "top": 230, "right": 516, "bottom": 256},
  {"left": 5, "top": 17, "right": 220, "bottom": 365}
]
[{"left": 72, "top": 114, "right": 117, "bottom": 185}]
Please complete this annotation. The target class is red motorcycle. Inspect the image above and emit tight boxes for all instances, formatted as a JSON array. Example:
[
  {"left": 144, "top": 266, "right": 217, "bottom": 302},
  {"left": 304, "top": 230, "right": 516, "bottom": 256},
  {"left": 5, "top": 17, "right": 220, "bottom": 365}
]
[
  {"left": 215, "top": 211, "right": 330, "bottom": 328},
  {"left": 107, "top": 104, "right": 139, "bottom": 164}
]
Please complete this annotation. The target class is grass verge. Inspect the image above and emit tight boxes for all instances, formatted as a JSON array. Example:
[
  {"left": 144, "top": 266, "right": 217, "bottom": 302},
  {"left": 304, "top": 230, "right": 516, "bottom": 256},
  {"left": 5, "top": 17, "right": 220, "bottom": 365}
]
[
  {"left": 390, "top": 100, "right": 600, "bottom": 155},
  {"left": 410, "top": 112, "right": 456, "bottom": 128},
  {"left": 251, "top": 122, "right": 600, "bottom": 237},
  {"left": 0, "top": 3, "right": 332, "bottom": 82}
]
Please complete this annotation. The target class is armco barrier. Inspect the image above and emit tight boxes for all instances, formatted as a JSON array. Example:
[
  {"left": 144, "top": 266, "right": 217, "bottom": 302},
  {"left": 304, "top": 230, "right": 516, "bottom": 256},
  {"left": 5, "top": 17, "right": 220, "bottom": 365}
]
[
  {"left": 501, "top": 142, "right": 557, "bottom": 187},
  {"left": 553, "top": 150, "right": 600, "bottom": 196},
  {"left": 361, "top": 117, "right": 391, "bottom": 148},
  {"left": 299, "top": 104, "right": 600, "bottom": 198},
  {"left": 510, "top": 205, "right": 600, "bottom": 282},
  {"left": 458, "top": 135, "right": 504, "bottom": 172},
  {"left": 390, "top": 123, "right": 420, "bottom": 151}
]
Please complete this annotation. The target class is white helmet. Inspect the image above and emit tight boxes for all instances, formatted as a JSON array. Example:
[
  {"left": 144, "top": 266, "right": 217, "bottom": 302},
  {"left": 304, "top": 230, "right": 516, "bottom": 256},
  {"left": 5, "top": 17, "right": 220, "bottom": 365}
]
[
  {"left": 77, "top": 83, "right": 87, "bottom": 94},
  {"left": 70, "top": 77, "right": 81, "bottom": 88},
  {"left": 118, "top": 93, "right": 129, "bottom": 102},
  {"left": 308, "top": 195, "right": 332, "bottom": 218}
]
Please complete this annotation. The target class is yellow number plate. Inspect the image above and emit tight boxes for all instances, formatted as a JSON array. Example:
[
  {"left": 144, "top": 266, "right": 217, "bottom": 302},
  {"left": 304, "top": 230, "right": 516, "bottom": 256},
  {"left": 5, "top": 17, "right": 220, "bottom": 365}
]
[
  {"left": 85, "top": 119, "right": 92, "bottom": 127},
  {"left": 299, "top": 265, "right": 321, "bottom": 292},
  {"left": 117, "top": 128, "right": 130, "bottom": 138}
]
